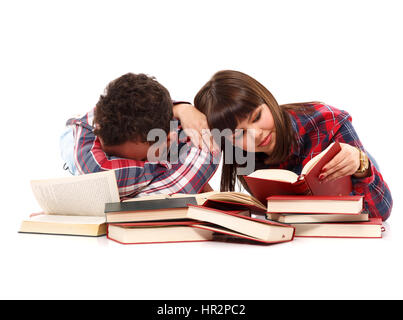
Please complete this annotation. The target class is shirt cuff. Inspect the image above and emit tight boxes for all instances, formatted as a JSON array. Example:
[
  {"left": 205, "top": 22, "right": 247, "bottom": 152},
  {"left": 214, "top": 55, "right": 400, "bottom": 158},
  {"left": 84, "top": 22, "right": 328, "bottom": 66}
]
[{"left": 351, "top": 160, "right": 376, "bottom": 189}]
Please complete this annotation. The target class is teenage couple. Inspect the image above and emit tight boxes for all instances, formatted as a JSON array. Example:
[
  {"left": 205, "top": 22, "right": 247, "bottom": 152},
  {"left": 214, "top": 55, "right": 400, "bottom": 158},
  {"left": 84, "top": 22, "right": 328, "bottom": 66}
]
[{"left": 60, "top": 71, "right": 392, "bottom": 220}]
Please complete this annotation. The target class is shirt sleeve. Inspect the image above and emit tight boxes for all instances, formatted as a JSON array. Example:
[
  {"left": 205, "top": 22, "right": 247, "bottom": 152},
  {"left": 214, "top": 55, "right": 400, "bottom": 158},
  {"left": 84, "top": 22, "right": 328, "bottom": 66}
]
[
  {"left": 71, "top": 111, "right": 219, "bottom": 199},
  {"left": 330, "top": 115, "right": 393, "bottom": 221},
  {"left": 135, "top": 142, "right": 220, "bottom": 197}
]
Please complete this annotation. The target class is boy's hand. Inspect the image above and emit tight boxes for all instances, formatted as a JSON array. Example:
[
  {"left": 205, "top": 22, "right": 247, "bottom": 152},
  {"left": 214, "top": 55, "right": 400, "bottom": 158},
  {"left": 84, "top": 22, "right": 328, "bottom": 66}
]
[
  {"left": 173, "top": 103, "right": 220, "bottom": 155},
  {"left": 201, "top": 183, "right": 214, "bottom": 192},
  {"left": 319, "top": 143, "right": 360, "bottom": 182}
]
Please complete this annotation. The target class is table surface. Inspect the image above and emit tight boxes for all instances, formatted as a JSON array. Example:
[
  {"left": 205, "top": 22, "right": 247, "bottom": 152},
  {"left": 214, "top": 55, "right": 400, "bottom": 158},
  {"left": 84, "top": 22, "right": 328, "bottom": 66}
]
[{"left": 2, "top": 210, "right": 402, "bottom": 300}]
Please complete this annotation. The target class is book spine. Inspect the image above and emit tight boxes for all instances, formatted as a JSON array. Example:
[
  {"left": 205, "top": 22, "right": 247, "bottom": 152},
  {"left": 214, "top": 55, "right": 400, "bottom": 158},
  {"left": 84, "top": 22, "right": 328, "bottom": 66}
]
[{"left": 292, "top": 179, "right": 311, "bottom": 195}]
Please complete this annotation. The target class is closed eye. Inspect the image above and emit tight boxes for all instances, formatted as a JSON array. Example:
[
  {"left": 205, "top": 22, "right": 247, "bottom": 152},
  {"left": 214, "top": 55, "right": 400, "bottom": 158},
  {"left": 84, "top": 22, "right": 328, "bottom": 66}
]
[{"left": 252, "top": 111, "right": 261, "bottom": 123}]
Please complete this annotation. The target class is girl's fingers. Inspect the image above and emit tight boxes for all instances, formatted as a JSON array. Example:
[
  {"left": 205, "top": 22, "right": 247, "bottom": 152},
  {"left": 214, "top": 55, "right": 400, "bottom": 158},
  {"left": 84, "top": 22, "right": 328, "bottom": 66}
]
[
  {"left": 201, "top": 129, "right": 214, "bottom": 152},
  {"left": 318, "top": 143, "right": 361, "bottom": 182},
  {"left": 321, "top": 157, "right": 356, "bottom": 182},
  {"left": 320, "top": 151, "right": 345, "bottom": 178},
  {"left": 185, "top": 129, "right": 203, "bottom": 150},
  {"left": 187, "top": 128, "right": 220, "bottom": 155},
  {"left": 210, "top": 136, "right": 221, "bottom": 156},
  {"left": 322, "top": 165, "right": 352, "bottom": 182}
]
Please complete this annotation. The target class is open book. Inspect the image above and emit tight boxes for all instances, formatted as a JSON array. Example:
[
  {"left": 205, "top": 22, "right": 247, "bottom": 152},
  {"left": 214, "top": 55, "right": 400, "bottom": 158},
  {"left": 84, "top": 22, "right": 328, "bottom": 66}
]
[
  {"left": 243, "top": 142, "right": 352, "bottom": 204},
  {"left": 104, "top": 191, "right": 267, "bottom": 223},
  {"left": 19, "top": 170, "right": 120, "bottom": 236},
  {"left": 115, "top": 190, "right": 267, "bottom": 214}
]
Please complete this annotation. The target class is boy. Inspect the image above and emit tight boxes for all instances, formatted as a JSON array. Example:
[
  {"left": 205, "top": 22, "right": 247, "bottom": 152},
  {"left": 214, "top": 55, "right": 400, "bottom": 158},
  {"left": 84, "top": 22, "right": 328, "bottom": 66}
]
[{"left": 60, "top": 73, "right": 219, "bottom": 199}]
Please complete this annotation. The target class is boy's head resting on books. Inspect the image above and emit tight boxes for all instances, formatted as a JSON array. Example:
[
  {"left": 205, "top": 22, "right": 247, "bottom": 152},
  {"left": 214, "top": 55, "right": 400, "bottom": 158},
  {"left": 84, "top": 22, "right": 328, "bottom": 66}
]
[{"left": 93, "top": 73, "right": 176, "bottom": 161}]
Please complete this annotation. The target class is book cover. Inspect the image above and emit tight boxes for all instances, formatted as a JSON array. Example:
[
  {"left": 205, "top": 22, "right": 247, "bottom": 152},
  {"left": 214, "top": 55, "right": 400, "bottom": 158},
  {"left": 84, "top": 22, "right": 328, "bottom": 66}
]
[
  {"left": 106, "top": 220, "right": 214, "bottom": 245},
  {"left": 105, "top": 197, "right": 198, "bottom": 213},
  {"left": 186, "top": 204, "right": 295, "bottom": 243},
  {"left": 107, "top": 219, "right": 293, "bottom": 245},
  {"left": 192, "top": 224, "right": 294, "bottom": 245},
  {"left": 105, "top": 197, "right": 199, "bottom": 223}
]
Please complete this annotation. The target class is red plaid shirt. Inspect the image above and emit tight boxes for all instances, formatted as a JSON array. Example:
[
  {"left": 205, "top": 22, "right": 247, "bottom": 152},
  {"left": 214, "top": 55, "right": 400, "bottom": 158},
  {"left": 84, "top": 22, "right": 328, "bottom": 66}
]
[{"left": 267, "top": 103, "right": 392, "bottom": 220}]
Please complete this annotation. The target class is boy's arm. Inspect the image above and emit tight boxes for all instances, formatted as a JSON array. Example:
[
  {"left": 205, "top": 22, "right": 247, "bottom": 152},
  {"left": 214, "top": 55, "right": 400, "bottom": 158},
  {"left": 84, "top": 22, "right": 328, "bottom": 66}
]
[
  {"left": 134, "top": 142, "right": 220, "bottom": 197},
  {"left": 72, "top": 113, "right": 219, "bottom": 199},
  {"left": 71, "top": 119, "right": 166, "bottom": 198},
  {"left": 201, "top": 183, "right": 214, "bottom": 192}
]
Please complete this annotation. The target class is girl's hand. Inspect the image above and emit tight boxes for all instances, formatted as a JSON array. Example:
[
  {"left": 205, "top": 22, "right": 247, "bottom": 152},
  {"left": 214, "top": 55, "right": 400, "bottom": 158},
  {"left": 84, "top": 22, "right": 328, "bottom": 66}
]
[
  {"left": 173, "top": 103, "right": 220, "bottom": 155},
  {"left": 319, "top": 143, "right": 360, "bottom": 182}
]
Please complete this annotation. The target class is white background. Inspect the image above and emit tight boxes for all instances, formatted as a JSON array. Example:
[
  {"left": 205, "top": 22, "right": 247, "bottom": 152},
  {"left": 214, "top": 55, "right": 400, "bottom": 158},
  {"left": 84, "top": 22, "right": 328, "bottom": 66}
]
[{"left": 1, "top": 0, "right": 402, "bottom": 300}]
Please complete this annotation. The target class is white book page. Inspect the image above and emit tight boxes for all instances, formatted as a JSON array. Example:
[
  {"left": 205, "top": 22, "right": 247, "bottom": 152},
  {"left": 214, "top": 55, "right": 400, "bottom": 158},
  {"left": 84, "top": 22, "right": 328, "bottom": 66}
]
[
  {"left": 247, "top": 169, "right": 299, "bottom": 183},
  {"left": 30, "top": 170, "right": 120, "bottom": 216},
  {"left": 29, "top": 214, "right": 106, "bottom": 224}
]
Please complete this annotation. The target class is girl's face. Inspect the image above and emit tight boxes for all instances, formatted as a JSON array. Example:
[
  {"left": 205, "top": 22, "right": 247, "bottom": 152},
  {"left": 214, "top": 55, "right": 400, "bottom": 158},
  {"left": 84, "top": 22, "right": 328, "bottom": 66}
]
[{"left": 229, "top": 104, "right": 276, "bottom": 154}]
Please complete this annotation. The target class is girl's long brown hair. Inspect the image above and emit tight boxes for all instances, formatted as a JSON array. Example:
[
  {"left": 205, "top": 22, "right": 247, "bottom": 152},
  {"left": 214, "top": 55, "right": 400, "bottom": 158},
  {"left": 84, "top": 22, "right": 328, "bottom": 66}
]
[{"left": 194, "top": 70, "right": 316, "bottom": 192}]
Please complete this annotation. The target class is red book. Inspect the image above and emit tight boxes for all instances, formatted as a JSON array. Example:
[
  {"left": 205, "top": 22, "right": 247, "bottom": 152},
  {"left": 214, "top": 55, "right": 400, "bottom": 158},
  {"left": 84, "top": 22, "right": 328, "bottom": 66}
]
[
  {"left": 202, "top": 198, "right": 267, "bottom": 214},
  {"left": 266, "top": 195, "right": 363, "bottom": 214},
  {"left": 186, "top": 204, "right": 295, "bottom": 244},
  {"left": 243, "top": 142, "right": 352, "bottom": 204},
  {"left": 107, "top": 215, "right": 294, "bottom": 245},
  {"left": 107, "top": 220, "right": 213, "bottom": 245},
  {"left": 292, "top": 217, "right": 384, "bottom": 238}
]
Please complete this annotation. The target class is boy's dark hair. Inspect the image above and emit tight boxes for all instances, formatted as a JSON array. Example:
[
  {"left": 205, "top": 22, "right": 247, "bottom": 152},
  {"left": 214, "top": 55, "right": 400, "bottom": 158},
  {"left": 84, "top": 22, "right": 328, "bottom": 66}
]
[{"left": 94, "top": 73, "right": 173, "bottom": 146}]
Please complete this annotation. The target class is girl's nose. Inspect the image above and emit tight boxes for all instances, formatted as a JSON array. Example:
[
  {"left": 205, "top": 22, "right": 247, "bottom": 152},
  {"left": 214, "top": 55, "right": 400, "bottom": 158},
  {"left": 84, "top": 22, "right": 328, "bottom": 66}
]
[{"left": 253, "top": 127, "right": 263, "bottom": 140}]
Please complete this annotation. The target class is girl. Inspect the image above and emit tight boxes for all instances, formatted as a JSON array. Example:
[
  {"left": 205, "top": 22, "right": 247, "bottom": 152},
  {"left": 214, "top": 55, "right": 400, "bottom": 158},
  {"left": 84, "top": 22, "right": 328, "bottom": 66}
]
[{"left": 183, "top": 70, "right": 392, "bottom": 220}]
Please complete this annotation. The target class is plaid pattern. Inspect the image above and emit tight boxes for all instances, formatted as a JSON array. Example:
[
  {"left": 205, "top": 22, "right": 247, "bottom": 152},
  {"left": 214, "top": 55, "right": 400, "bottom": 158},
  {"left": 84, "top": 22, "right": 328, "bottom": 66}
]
[
  {"left": 276, "top": 103, "right": 392, "bottom": 220},
  {"left": 66, "top": 108, "right": 219, "bottom": 200}
]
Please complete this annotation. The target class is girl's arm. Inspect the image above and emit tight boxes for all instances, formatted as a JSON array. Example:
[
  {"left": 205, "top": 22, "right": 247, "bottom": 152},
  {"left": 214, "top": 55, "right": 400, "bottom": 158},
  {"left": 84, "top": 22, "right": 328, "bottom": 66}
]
[
  {"left": 321, "top": 119, "right": 392, "bottom": 220},
  {"left": 173, "top": 103, "right": 220, "bottom": 155}
]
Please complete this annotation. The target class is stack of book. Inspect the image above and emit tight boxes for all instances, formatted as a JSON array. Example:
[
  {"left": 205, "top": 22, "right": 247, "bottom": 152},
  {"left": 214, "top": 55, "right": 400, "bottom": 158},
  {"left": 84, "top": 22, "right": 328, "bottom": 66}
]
[
  {"left": 104, "top": 192, "right": 295, "bottom": 245},
  {"left": 18, "top": 172, "right": 296, "bottom": 245},
  {"left": 19, "top": 142, "right": 384, "bottom": 242},
  {"left": 241, "top": 142, "right": 384, "bottom": 238},
  {"left": 265, "top": 195, "right": 383, "bottom": 238}
]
